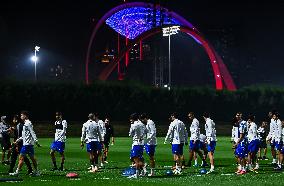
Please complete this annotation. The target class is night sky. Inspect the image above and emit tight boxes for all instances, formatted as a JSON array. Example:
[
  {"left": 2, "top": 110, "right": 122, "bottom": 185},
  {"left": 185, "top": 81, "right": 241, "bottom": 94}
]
[{"left": 1, "top": 0, "right": 284, "bottom": 87}]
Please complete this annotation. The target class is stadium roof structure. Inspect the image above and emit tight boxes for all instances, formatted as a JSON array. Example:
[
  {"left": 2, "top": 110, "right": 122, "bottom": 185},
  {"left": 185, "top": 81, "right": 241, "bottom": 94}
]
[{"left": 85, "top": 2, "right": 237, "bottom": 91}]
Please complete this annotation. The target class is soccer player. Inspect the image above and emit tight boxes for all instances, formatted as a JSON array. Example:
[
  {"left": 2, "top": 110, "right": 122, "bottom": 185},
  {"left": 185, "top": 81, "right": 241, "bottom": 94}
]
[
  {"left": 164, "top": 112, "right": 188, "bottom": 175},
  {"left": 128, "top": 113, "right": 146, "bottom": 178},
  {"left": 203, "top": 112, "right": 217, "bottom": 173},
  {"left": 275, "top": 120, "right": 284, "bottom": 170},
  {"left": 94, "top": 113, "right": 105, "bottom": 167},
  {"left": 0, "top": 116, "right": 12, "bottom": 165},
  {"left": 193, "top": 134, "right": 207, "bottom": 167},
  {"left": 187, "top": 112, "right": 206, "bottom": 167},
  {"left": 8, "top": 115, "right": 33, "bottom": 174},
  {"left": 140, "top": 113, "right": 157, "bottom": 176},
  {"left": 272, "top": 113, "right": 282, "bottom": 170},
  {"left": 81, "top": 113, "right": 103, "bottom": 173},
  {"left": 266, "top": 111, "right": 277, "bottom": 165},
  {"left": 257, "top": 121, "right": 268, "bottom": 160},
  {"left": 233, "top": 113, "right": 248, "bottom": 175},
  {"left": 50, "top": 112, "right": 67, "bottom": 171},
  {"left": 9, "top": 111, "right": 41, "bottom": 176},
  {"left": 103, "top": 117, "right": 114, "bottom": 163},
  {"left": 247, "top": 115, "right": 260, "bottom": 171}
]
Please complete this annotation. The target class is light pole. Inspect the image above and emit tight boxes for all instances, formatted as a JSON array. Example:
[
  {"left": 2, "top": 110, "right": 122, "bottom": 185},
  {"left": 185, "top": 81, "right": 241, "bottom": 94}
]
[
  {"left": 162, "top": 26, "right": 180, "bottom": 90},
  {"left": 31, "top": 46, "right": 40, "bottom": 81}
]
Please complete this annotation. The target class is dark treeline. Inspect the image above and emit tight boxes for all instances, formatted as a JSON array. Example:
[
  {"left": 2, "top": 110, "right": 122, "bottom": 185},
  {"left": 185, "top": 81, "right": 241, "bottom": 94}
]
[{"left": 0, "top": 80, "right": 283, "bottom": 123}]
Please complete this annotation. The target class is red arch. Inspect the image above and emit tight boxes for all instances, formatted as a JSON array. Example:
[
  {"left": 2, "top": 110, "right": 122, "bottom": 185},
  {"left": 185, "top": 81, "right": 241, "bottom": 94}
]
[
  {"left": 86, "top": 2, "right": 237, "bottom": 90},
  {"left": 99, "top": 26, "right": 231, "bottom": 90}
]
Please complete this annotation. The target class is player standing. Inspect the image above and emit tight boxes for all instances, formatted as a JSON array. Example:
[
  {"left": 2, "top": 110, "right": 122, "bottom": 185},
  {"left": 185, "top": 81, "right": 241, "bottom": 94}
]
[
  {"left": 50, "top": 112, "right": 67, "bottom": 171},
  {"left": 81, "top": 113, "right": 103, "bottom": 173},
  {"left": 8, "top": 115, "right": 32, "bottom": 174},
  {"left": 128, "top": 113, "right": 146, "bottom": 178},
  {"left": 187, "top": 112, "right": 206, "bottom": 167},
  {"left": 203, "top": 112, "right": 217, "bottom": 174},
  {"left": 257, "top": 121, "right": 268, "bottom": 160},
  {"left": 94, "top": 113, "right": 105, "bottom": 167},
  {"left": 234, "top": 113, "right": 248, "bottom": 175},
  {"left": 164, "top": 112, "right": 188, "bottom": 175},
  {"left": 103, "top": 117, "right": 114, "bottom": 163},
  {"left": 140, "top": 113, "right": 157, "bottom": 176},
  {"left": 9, "top": 111, "right": 41, "bottom": 176},
  {"left": 247, "top": 115, "right": 260, "bottom": 171}
]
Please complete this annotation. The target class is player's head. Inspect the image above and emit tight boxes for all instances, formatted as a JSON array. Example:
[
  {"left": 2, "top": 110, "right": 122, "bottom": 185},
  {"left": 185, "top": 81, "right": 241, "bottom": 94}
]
[
  {"left": 94, "top": 113, "right": 100, "bottom": 120},
  {"left": 261, "top": 121, "right": 267, "bottom": 127},
  {"left": 272, "top": 112, "right": 280, "bottom": 120},
  {"left": 105, "top": 117, "right": 110, "bottom": 125},
  {"left": 202, "top": 112, "right": 210, "bottom": 120},
  {"left": 139, "top": 113, "right": 148, "bottom": 124},
  {"left": 247, "top": 114, "right": 255, "bottom": 123},
  {"left": 88, "top": 113, "right": 94, "bottom": 120},
  {"left": 20, "top": 111, "right": 29, "bottom": 120},
  {"left": 188, "top": 112, "right": 194, "bottom": 120},
  {"left": 12, "top": 115, "right": 19, "bottom": 124},
  {"left": 129, "top": 113, "right": 139, "bottom": 123},
  {"left": 0, "top": 115, "right": 7, "bottom": 123},
  {"left": 170, "top": 112, "right": 178, "bottom": 121},
  {"left": 55, "top": 112, "right": 62, "bottom": 120},
  {"left": 235, "top": 112, "right": 242, "bottom": 121}
]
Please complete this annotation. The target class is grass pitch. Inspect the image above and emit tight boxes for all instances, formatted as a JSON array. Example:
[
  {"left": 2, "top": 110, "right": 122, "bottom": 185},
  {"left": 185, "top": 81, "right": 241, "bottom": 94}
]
[{"left": 0, "top": 137, "right": 283, "bottom": 186}]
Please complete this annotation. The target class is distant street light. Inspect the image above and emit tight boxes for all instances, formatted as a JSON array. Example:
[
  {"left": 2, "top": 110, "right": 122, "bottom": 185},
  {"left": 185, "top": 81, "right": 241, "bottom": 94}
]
[
  {"left": 162, "top": 26, "right": 180, "bottom": 90},
  {"left": 31, "top": 46, "right": 40, "bottom": 81}
]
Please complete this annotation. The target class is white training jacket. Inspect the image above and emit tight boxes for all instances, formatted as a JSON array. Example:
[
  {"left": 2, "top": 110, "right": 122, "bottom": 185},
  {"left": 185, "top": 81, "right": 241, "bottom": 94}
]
[
  {"left": 17, "top": 119, "right": 38, "bottom": 146},
  {"left": 145, "top": 119, "right": 157, "bottom": 145},
  {"left": 165, "top": 119, "right": 188, "bottom": 144},
  {"left": 54, "top": 120, "right": 67, "bottom": 142},
  {"left": 81, "top": 120, "right": 103, "bottom": 143},
  {"left": 129, "top": 120, "right": 146, "bottom": 146},
  {"left": 247, "top": 122, "right": 258, "bottom": 142},
  {"left": 205, "top": 118, "right": 217, "bottom": 142},
  {"left": 190, "top": 118, "right": 200, "bottom": 141}
]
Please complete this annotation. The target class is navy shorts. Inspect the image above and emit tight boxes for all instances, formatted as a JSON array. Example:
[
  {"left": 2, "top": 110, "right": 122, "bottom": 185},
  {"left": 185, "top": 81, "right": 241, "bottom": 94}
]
[
  {"left": 50, "top": 141, "right": 65, "bottom": 153},
  {"left": 86, "top": 141, "right": 101, "bottom": 153},
  {"left": 130, "top": 145, "right": 144, "bottom": 159},
  {"left": 235, "top": 142, "right": 248, "bottom": 158},
  {"left": 190, "top": 140, "right": 200, "bottom": 151},
  {"left": 20, "top": 145, "right": 34, "bottom": 157},
  {"left": 145, "top": 145, "right": 156, "bottom": 156},
  {"left": 172, "top": 143, "right": 184, "bottom": 155},
  {"left": 248, "top": 140, "right": 259, "bottom": 153},
  {"left": 207, "top": 141, "right": 216, "bottom": 153}
]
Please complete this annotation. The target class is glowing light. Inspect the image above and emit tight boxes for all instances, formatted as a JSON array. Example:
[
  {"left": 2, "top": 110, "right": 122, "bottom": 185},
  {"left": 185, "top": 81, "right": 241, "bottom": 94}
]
[
  {"left": 106, "top": 7, "right": 181, "bottom": 39},
  {"left": 31, "top": 56, "right": 38, "bottom": 63},
  {"left": 162, "top": 26, "right": 180, "bottom": 36}
]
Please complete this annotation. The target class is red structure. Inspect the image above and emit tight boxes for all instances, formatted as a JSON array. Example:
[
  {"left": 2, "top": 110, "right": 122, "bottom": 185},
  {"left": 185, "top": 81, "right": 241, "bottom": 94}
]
[{"left": 85, "top": 2, "right": 237, "bottom": 90}]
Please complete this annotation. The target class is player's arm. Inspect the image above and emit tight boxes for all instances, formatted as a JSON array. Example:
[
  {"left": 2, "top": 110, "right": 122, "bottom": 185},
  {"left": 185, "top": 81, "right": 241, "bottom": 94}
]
[
  {"left": 184, "top": 125, "right": 189, "bottom": 145},
  {"left": 111, "top": 126, "right": 115, "bottom": 145},
  {"left": 29, "top": 124, "right": 41, "bottom": 147},
  {"left": 97, "top": 126, "right": 103, "bottom": 144},
  {"left": 164, "top": 124, "right": 173, "bottom": 144},
  {"left": 129, "top": 125, "right": 135, "bottom": 137},
  {"left": 80, "top": 124, "right": 86, "bottom": 148},
  {"left": 148, "top": 122, "right": 156, "bottom": 140}
]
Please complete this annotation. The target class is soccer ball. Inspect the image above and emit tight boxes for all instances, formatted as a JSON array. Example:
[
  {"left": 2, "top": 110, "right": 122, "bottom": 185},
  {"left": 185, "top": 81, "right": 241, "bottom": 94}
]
[
  {"left": 165, "top": 170, "right": 173, "bottom": 176},
  {"left": 200, "top": 169, "right": 207, "bottom": 174}
]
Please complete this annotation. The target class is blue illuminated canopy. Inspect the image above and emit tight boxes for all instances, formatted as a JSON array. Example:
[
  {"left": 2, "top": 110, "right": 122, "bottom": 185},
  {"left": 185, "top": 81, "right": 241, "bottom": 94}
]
[{"left": 106, "top": 7, "right": 181, "bottom": 39}]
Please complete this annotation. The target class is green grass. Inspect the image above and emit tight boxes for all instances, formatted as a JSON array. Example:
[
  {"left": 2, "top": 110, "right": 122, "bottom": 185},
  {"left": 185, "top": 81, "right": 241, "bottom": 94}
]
[{"left": 0, "top": 137, "right": 283, "bottom": 186}]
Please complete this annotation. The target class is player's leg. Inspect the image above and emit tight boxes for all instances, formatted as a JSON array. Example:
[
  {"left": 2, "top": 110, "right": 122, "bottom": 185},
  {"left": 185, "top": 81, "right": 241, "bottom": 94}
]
[
  {"left": 207, "top": 141, "right": 216, "bottom": 173},
  {"left": 193, "top": 152, "right": 198, "bottom": 166},
  {"left": 50, "top": 141, "right": 58, "bottom": 170},
  {"left": 59, "top": 152, "right": 65, "bottom": 171},
  {"left": 8, "top": 144, "right": 18, "bottom": 173},
  {"left": 58, "top": 142, "right": 65, "bottom": 170}
]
